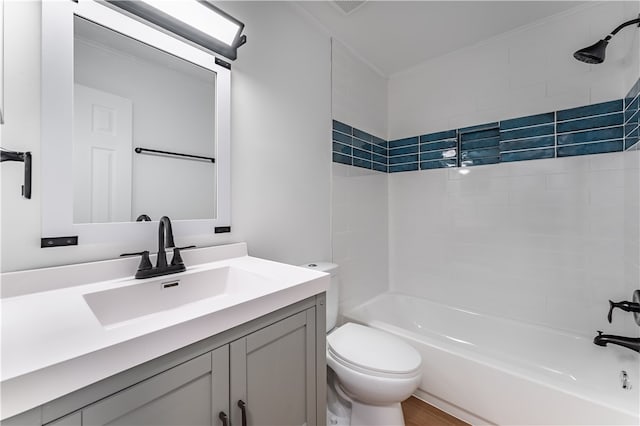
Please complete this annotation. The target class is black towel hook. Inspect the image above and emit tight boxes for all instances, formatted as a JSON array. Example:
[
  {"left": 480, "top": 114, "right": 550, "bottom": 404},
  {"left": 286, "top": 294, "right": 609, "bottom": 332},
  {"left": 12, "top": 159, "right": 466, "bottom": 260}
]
[{"left": 1, "top": 148, "right": 32, "bottom": 199}]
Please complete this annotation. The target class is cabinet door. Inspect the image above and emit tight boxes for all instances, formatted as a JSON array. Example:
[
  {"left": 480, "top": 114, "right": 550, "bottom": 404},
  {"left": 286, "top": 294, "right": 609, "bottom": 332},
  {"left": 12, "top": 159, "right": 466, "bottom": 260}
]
[
  {"left": 230, "top": 308, "right": 317, "bottom": 426},
  {"left": 82, "top": 347, "right": 229, "bottom": 426}
]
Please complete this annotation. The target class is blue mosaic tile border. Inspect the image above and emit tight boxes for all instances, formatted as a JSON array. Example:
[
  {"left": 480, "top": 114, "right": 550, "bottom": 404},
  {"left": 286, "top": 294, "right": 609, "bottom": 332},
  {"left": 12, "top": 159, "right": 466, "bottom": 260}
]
[
  {"left": 332, "top": 121, "right": 388, "bottom": 172},
  {"left": 332, "top": 78, "right": 640, "bottom": 172}
]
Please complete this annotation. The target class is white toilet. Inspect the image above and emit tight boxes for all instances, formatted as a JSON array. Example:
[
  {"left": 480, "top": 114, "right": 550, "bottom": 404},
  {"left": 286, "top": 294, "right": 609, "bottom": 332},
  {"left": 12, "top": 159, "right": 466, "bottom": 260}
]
[{"left": 301, "top": 263, "right": 422, "bottom": 426}]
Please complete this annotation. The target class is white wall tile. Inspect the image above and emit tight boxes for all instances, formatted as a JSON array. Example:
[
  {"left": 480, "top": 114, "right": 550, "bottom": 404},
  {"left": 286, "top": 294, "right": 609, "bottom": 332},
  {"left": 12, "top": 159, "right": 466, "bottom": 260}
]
[
  {"left": 389, "top": 152, "right": 639, "bottom": 336},
  {"left": 331, "top": 162, "right": 388, "bottom": 313}
]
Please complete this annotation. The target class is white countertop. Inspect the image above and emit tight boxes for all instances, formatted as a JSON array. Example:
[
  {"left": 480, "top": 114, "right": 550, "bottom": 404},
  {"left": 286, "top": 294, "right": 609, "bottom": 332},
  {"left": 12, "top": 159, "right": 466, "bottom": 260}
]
[{"left": 0, "top": 243, "right": 329, "bottom": 420}]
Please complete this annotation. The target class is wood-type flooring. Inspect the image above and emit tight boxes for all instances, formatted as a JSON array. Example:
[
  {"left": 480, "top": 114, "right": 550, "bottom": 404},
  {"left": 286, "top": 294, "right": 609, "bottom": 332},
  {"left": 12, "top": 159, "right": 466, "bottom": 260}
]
[{"left": 401, "top": 396, "right": 470, "bottom": 426}]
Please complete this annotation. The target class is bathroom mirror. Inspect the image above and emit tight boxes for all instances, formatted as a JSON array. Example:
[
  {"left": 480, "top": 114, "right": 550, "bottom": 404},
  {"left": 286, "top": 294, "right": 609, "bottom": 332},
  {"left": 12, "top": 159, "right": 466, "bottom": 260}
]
[
  {"left": 41, "top": 0, "right": 230, "bottom": 244},
  {"left": 73, "top": 16, "right": 217, "bottom": 223}
]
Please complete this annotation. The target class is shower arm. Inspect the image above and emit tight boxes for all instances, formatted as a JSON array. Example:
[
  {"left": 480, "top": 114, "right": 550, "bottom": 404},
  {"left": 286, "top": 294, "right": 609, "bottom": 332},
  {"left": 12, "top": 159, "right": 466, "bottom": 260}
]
[{"left": 604, "top": 16, "right": 640, "bottom": 41}]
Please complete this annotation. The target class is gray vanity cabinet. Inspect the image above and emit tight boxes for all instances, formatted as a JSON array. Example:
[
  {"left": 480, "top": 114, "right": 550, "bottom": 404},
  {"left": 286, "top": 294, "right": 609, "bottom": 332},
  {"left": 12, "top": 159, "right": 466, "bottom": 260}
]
[
  {"left": 230, "top": 308, "right": 317, "bottom": 426},
  {"left": 5, "top": 296, "right": 326, "bottom": 426}
]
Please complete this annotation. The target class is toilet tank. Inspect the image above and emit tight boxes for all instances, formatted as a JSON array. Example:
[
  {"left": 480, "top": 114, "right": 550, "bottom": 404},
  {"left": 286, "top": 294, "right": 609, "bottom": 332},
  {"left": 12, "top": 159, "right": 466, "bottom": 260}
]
[{"left": 300, "top": 262, "right": 339, "bottom": 331}]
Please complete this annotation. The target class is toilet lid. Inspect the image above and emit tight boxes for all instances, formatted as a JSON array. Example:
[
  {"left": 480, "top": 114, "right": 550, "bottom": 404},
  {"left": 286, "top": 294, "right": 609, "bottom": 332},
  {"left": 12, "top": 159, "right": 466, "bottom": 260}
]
[{"left": 327, "top": 323, "right": 421, "bottom": 375}]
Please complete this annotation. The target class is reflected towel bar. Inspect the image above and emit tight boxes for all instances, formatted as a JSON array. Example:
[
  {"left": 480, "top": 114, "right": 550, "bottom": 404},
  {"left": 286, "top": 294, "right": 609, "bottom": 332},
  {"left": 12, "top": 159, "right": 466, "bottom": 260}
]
[{"left": 134, "top": 147, "right": 215, "bottom": 163}]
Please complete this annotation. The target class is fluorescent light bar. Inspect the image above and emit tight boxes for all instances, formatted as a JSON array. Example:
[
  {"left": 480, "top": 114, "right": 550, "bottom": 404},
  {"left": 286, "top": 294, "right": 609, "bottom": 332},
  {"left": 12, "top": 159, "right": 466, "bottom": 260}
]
[
  {"left": 105, "top": 0, "right": 246, "bottom": 60},
  {"left": 139, "top": 1, "right": 240, "bottom": 46}
]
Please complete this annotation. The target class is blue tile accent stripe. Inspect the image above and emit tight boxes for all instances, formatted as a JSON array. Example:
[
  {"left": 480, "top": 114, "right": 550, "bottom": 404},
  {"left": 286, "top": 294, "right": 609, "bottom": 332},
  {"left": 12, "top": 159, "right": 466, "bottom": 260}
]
[
  {"left": 389, "top": 145, "right": 417, "bottom": 157},
  {"left": 556, "top": 100, "right": 623, "bottom": 121},
  {"left": 389, "top": 163, "right": 418, "bottom": 173},
  {"left": 500, "top": 135, "right": 555, "bottom": 152},
  {"left": 417, "top": 129, "right": 458, "bottom": 171},
  {"left": 557, "top": 140, "right": 623, "bottom": 157},
  {"left": 501, "top": 148, "right": 555, "bottom": 163},
  {"left": 389, "top": 136, "right": 419, "bottom": 149},
  {"left": 332, "top": 120, "right": 387, "bottom": 172},
  {"left": 500, "top": 124, "right": 554, "bottom": 141},
  {"left": 460, "top": 124, "right": 499, "bottom": 167},
  {"left": 625, "top": 80, "right": 639, "bottom": 150},
  {"left": 332, "top": 78, "right": 639, "bottom": 172},
  {"left": 500, "top": 112, "right": 554, "bottom": 130}
]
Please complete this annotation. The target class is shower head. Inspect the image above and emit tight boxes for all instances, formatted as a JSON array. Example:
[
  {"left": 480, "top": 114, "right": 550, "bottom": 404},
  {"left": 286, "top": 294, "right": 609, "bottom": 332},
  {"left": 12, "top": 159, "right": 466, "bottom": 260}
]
[
  {"left": 573, "top": 39, "right": 609, "bottom": 64},
  {"left": 573, "top": 15, "right": 640, "bottom": 64}
]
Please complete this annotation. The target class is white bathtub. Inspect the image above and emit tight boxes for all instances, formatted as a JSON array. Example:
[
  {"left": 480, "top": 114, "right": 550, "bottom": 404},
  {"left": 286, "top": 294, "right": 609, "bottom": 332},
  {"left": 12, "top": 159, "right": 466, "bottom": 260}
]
[{"left": 344, "top": 293, "right": 640, "bottom": 425}]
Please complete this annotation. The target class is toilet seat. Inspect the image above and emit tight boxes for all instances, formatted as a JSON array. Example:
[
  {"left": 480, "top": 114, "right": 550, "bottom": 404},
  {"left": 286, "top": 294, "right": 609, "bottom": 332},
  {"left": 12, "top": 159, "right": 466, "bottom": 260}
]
[{"left": 327, "top": 323, "right": 421, "bottom": 378}]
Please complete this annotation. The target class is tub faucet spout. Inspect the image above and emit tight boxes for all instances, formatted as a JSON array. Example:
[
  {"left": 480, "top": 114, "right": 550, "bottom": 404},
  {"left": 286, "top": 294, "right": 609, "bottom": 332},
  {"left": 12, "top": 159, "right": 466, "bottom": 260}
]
[{"left": 594, "top": 331, "right": 640, "bottom": 353}]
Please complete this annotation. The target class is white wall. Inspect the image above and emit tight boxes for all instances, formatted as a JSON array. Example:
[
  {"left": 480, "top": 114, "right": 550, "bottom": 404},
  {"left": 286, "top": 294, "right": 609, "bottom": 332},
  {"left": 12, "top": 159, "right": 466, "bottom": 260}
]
[
  {"left": 331, "top": 40, "right": 388, "bottom": 140},
  {"left": 220, "top": 1, "right": 331, "bottom": 266},
  {"left": 1, "top": 1, "right": 331, "bottom": 272},
  {"left": 388, "top": 1, "right": 640, "bottom": 139},
  {"left": 388, "top": 151, "right": 639, "bottom": 337},
  {"left": 331, "top": 40, "right": 389, "bottom": 313}
]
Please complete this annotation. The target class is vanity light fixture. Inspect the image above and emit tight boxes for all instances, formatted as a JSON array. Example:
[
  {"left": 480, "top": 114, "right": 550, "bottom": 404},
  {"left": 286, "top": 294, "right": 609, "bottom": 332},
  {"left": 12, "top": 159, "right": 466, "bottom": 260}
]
[{"left": 105, "top": 0, "right": 246, "bottom": 60}]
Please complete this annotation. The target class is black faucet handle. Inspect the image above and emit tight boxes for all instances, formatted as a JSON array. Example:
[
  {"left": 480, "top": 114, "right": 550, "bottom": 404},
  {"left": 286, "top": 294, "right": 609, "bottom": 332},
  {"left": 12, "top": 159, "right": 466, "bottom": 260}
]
[
  {"left": 607, "top": 300, "right": 640, "bottom": 323},
  {"left": 120, "top": 250, "right": 153, "bottom": 271},
  {"left": 608, "top": 301, "right": 615, "bottom": 323},
  {"left": 170, "top": 245, "right": 196, "bottom": 267},
  {"left": 171, "top": 247, "right": 184, "bottom": 267}
]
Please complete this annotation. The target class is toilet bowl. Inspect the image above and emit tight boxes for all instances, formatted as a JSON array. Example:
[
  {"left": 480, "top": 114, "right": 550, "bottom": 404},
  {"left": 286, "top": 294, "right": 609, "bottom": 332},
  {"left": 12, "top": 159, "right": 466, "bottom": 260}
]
[
  {"left": 327, "top": 323, "right": 422, "bottom": 426},
  {"left": 301, "top": 263, "right": 422, "bottom": 426}
]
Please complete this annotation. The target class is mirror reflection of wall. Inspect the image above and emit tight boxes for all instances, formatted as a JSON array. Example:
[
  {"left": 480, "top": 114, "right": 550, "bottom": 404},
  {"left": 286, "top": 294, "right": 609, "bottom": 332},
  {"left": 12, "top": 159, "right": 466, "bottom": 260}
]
[{"left": 73, "top": 16, "right": 217, "bottom": 224}]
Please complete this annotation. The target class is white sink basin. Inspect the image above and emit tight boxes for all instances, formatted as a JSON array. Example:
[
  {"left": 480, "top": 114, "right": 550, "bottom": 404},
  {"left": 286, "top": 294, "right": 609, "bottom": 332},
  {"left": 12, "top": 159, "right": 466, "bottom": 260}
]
[{"left": 83, "top": 266, "right": 274, "bottom": 327}]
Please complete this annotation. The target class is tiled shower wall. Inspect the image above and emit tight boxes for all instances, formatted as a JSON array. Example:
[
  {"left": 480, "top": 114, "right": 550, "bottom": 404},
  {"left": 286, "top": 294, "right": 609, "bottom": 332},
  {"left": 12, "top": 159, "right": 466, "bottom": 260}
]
[
  {"left": 388, "top": 150, "right": 639, "bottom": 337},
  {"left": 330, "top": 1, "right": 639, "bottom": 337},
  {"left": 333, "top": 80, "right": 640, "bottom": 173},
  {"left": 332, "top": 78, "right": 640, "bottom": 337}
]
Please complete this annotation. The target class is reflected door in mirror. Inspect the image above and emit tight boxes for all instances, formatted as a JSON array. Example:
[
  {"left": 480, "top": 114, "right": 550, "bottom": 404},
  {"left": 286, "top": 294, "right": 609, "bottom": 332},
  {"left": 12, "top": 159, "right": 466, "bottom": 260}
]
[{"left": 73, "top": 84, "right": 133, "bottom": 224}]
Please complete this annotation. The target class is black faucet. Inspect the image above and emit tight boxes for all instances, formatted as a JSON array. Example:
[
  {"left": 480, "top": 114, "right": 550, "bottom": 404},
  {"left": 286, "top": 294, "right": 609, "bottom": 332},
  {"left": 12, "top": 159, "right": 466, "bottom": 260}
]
[
  {"left": 121, "top": 216, "right": 194, "bottom": 279},
  {"left": 593, "top": 331, "right": 640, "bottom": 353}
]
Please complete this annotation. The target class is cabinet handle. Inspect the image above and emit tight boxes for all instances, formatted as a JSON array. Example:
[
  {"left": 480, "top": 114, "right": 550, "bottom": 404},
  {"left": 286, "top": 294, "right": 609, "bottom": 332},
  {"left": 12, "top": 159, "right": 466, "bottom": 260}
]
[
  {"left": 238, "top": 400, "right": 247, "bottom": 426},
  {"left": 218, "top": 411, "right": 228, "bottom": 426}
]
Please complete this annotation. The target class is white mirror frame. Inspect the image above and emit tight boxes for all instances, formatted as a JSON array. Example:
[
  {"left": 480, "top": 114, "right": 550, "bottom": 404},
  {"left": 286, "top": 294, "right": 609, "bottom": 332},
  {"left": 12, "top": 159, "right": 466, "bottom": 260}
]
[{"left": 41, "top": 0, "right": 231, "bottom": 245}]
